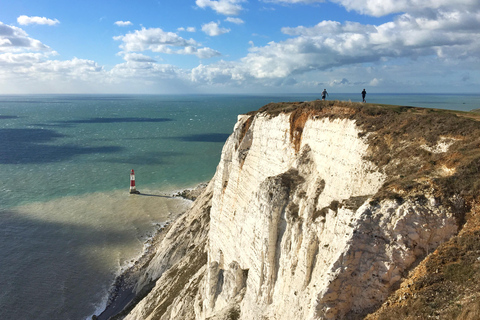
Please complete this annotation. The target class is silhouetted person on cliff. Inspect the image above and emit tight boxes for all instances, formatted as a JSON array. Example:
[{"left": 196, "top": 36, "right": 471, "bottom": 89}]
[
  {"left": 321, "top": 89, "right": 328, "bottom": 101},
  {"left": 362, "top": 89, "right": 366, "bottom": 102}
]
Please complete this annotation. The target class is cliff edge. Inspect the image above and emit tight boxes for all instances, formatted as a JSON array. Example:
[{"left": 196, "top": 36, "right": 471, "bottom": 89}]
[{"left": 107, "top": 100, "right": 480, "bottom": 320}]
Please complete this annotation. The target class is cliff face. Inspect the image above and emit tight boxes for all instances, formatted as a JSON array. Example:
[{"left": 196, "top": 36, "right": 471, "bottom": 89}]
[
  {"left": 201, "top": 106, "right": 458, "bottom": 320},
  {"left": 120, "top": 101, "right": 480, "bottom": 320}
]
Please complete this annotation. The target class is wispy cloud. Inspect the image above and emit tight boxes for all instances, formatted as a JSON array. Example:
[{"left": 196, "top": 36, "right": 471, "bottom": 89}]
[
  {"left": 178, "top": 27, "right": 196, "bottom": 32},
  {"left": 225, "top": 17, "right": 245, "bottom": 24},
  {"left": 114, "top": 21, "right": 133, "bottom": 27},
  {"left": 17, "top": 15, "right": 60, "bottom": 26}
]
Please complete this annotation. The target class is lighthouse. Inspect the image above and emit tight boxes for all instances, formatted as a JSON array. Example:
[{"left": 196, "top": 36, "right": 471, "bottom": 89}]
[{"left": 130, "top": 169, "right": 140, "bottom": 194}]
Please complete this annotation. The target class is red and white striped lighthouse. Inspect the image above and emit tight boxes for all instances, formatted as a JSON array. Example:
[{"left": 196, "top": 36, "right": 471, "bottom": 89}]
[{"left": 130, "top": 169, "right": 140, "bottom": 194}]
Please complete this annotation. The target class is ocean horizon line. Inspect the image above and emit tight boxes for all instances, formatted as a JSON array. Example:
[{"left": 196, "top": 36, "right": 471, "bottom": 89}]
[{"left": 1, "top": 92, "right": 479, "bottom": 97}]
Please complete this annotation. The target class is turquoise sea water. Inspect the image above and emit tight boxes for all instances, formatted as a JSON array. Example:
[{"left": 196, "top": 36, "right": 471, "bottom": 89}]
[{"left": 0, "top": 93, "right": 479, "bottom": 320}]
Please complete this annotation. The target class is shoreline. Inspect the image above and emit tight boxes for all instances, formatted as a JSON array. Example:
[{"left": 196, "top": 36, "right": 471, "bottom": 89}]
[
  {"left": 92, "top": 182, "right": 208, "bottom": 320},
  {"left": 93, "top": 221, "right": 171, "bottom": 320}
]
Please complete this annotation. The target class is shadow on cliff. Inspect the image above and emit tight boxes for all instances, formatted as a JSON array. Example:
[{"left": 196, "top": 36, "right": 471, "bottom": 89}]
[
  {"left": 0, "top": 128, "right": 122, "bottom": 164},
  {"left": 0, "top": 209, "right": 133, "bottom": 320}
]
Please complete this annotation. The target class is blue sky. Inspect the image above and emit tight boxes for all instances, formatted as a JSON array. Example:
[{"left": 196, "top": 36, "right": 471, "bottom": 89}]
[{"left": 0, "top": 0, "right": 479, "bottom": 94}]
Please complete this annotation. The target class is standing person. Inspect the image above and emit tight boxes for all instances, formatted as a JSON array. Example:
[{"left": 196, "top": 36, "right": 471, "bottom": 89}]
[
  {"left": 321, "top": 89, "right": 328, "bottom": 101},
  {"left": 361, "top": 89, "right": 367, "bottom": 102}
]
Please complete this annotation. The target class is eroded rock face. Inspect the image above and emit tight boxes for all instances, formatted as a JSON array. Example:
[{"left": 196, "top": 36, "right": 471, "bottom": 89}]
[
  {"left": 121, "top": 105, "right": 460, "bottom": 320},
  {"left": 200, "top": 112, "right": 457, "bottom": 319}
]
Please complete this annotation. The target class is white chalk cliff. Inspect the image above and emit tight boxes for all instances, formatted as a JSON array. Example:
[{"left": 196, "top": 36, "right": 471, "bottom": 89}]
[{"left": 118, "top": 101, "right": 466, "bottom": 320}]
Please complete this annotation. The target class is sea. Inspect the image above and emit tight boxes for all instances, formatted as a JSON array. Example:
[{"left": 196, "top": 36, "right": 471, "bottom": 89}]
[{"left": 0, "top": 93, "right": 479, "bottom": 320}]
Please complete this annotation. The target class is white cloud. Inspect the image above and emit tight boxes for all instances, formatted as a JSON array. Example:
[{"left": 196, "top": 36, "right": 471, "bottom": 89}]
[
  {"left": 114, "top": 27, "right": 221, "bottom": 59},
  {"left": 190, "top": 3, "right": 480, "bottom": 89},
  {"left": 192, "top": 61, "right": 245, "bottom": 84},
  {"left": 332, "top": 0, "right": 480, "bottom": 17},
  {"left": 0, "top": 55, "right": 102, "bottom": 82},
  {"left": 109, "top": 61, "right": 182, "bottom": 79},
  {"left": 202, "top": 21, "right": 230, "bottom": 36},
  {"left": 114, "top": 27, "right": 199, "bottom": 53},
  {"left": 114, "top": 21, "right": 133, "bottom": 27},
  {"left": 178, "top": 27, "right": 196, "bottom": 32},
  {"left": 0, "top": 52, "right": 45, "bottom": 67},
  {"left": 17, "top": 15, "right": 59, "bottom": 26},
  {"left": 225, "top": 17, "right": 245, "bottom": 24},
  {"left": 281, "top": 20, "right": 375, "bottom": 37},
  {"left": 329, "top": 78, "right": 350, "bottom": 86},
  {"left": 0, "top": 25, "right": 206, "bottom": 93},
  {"left": 35, "top": 58, "right": 103, "bottom": 78},
  {"left": 176, "top": 46, "right": 222, "bottom": 58},
  {"left": 196, "top": 47, "right": 222, "bottom": 59},
  {"left": 122, "top": 53, "right": 156, "bottom": 62},
  {"left": 196, "top": 0, "right": 245, "bottom": 15},
  {"left": 0, "top": 22, "right": 52, "bottom": 52},
  {"left": 2, "top": 1, "right": 480, "bottom": 94}
]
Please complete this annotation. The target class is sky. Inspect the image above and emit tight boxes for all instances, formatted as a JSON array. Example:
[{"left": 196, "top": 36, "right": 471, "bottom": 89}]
[{"left": 0, "top": 0, "right": 479, "bottom": 94}]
